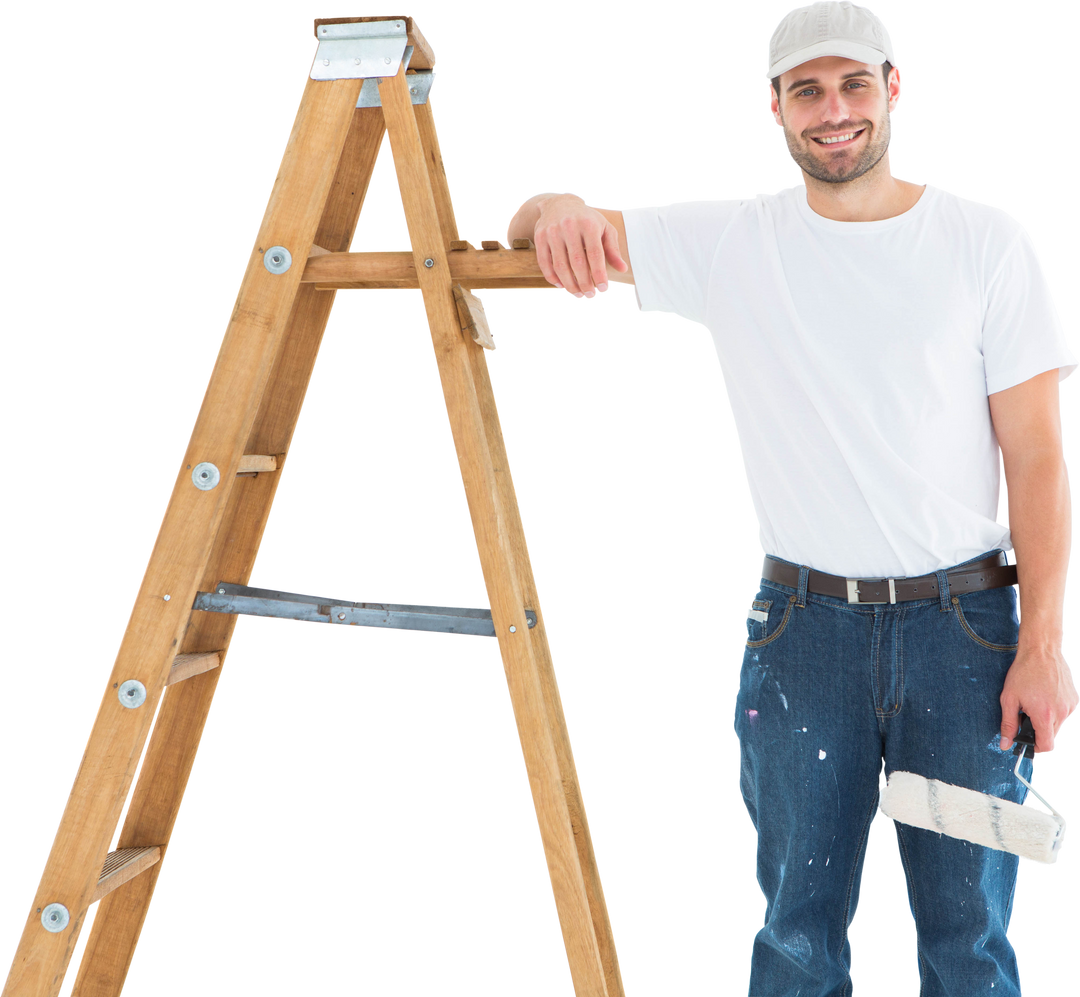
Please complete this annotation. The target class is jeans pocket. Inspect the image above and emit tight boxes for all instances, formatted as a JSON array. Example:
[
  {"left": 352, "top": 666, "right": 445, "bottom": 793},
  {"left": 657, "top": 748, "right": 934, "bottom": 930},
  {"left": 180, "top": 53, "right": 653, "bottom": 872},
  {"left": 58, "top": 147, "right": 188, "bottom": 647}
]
[
  {"left": 951, "top": 590, "right": 1019, "bottom": 652},
  {"left": 746, "top": 593, "right": 796, "bottom": 647}
]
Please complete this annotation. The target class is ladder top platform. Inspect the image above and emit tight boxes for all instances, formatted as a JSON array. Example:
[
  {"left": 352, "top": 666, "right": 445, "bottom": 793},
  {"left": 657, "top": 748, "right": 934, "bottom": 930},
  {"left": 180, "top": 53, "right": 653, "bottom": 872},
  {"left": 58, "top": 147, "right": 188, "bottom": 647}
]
[{"left": 313, "top": 15, "right": 435, "bottom": 69}]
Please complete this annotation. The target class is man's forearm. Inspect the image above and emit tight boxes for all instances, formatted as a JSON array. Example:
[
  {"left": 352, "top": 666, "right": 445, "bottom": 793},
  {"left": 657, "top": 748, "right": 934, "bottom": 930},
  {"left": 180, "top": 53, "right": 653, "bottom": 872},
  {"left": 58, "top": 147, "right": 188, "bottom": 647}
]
[{"left": 1008, "top": 452, "right": 1071, "bottom": 650}]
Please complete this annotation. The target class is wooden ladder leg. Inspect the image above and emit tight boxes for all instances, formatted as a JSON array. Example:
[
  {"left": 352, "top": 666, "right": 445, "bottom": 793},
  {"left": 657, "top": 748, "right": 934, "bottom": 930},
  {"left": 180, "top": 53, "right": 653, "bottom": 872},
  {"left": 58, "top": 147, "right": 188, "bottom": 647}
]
[
  {"left": 2, "top": 76, "right": 365, "bottom": 997},
  {"left": 65, "top": 103, "right": 393, "bottom": 997},
  {"left": 379, "top": 66, "right": 625, "bottom": 997}
]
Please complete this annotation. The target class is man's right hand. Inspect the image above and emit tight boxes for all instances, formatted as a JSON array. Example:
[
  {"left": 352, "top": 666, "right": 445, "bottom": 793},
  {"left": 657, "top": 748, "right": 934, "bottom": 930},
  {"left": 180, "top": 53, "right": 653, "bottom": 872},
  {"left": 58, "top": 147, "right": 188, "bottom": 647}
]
[{"left": 507, "top": 193, "right": 632, "bottom": 297}]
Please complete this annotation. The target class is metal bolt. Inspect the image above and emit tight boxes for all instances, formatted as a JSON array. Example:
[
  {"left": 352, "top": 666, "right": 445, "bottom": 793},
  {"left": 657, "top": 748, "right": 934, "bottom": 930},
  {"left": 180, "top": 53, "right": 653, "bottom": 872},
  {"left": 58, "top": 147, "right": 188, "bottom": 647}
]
[
  {"left": 509, "top": 625, "right": 517, "bottom": 633},
  {"left": 40, "top": 903, "right": 69, "bottom": 933},
  {"left": 384, "top": 56, "right": 391, "bottom": 64},
  {"left": 323, "top": 59, "right": 330, "bottom": 66},
  {"left": 423, "top": 258, "right": 434, "bottom": 268},
  {"left": 118, "top": 680, "right": 147, "bottom": 709},
  {"left": 192, "top": 462, "right": 221, "bottom": 490},
  {"left": 218, "top": 588, "right": 226, "bottom": 595},
  {"left": 338, "top": 613, "right": 346, "bottom": 621},
  {"left": 263, "top": 246, "right": 292, "bottom": 275},
  {"left": 163, "top": 594, "right": 170, "bottom": 602},
  {"left": 321, "top": 27, "right": 327, "bottom": 33},
  {"left": 354, "top": 58, "right": 361, "bottom": 65},
  {"left": 410, "top": 86, "right": 417, "bottom": 94}
]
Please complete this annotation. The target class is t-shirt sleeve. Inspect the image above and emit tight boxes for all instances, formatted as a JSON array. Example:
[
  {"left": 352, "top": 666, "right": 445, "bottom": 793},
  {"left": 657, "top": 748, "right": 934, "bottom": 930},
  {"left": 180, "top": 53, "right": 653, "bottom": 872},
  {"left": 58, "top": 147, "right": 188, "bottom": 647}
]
[
  {"left": 982, "top": 228, "right": 1077, "bottom": 395},
  {"left": 622, "top": 201, "right": 744, "bottom": 325}
]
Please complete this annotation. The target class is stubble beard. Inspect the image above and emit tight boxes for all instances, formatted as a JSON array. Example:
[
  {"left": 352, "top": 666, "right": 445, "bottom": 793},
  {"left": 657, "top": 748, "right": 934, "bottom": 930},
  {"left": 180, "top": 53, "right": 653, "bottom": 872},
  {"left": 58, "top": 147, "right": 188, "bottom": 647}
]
[{"left": 783, "top": 112, "right": 891, "bottom": 184}]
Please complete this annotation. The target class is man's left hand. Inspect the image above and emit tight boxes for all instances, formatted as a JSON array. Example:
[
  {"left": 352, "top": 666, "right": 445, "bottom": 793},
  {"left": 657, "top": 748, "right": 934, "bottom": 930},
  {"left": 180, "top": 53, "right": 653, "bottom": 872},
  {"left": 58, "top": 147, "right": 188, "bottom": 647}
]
[{"left": 999, "top": 647, "right": 1078, "bottom": 752}]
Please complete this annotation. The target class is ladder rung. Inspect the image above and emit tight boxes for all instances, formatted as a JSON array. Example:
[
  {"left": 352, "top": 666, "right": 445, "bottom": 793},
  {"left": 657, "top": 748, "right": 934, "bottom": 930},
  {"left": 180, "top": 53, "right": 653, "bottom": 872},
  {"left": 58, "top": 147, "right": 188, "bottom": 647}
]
[
  {"left": 90, "top": 846, "right": 162, "bottom": 904},
  {"left": 237, "top": 454, "right": 277, "bottom": 474},
  {"left": 193, "top": 582, "right": 537, "bottom": 637},
  {"left": 167, "top": 651, "right": 222, "bottom": 686}
]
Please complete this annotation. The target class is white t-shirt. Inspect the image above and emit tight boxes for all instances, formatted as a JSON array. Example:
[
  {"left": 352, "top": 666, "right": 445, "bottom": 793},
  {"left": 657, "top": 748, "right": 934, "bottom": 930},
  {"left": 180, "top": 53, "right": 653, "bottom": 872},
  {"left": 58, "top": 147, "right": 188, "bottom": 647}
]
[{"left": 623, "top": 185, "right": 1076, "bottom": 578}]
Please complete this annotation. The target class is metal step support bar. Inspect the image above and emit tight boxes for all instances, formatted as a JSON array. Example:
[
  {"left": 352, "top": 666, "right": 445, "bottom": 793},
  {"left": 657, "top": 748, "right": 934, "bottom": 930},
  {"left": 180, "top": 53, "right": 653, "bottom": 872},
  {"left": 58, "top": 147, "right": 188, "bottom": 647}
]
[{"left": 192, "top": 583, "right": 537, "bottom": 639}]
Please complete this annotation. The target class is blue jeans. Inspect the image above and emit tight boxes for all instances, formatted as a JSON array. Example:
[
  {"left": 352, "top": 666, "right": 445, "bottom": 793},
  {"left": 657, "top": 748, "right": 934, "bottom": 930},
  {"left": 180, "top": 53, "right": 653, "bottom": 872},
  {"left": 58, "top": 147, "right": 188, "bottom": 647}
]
[{"left": 734, "top": 551, "right": 1031, "bottom": 996}]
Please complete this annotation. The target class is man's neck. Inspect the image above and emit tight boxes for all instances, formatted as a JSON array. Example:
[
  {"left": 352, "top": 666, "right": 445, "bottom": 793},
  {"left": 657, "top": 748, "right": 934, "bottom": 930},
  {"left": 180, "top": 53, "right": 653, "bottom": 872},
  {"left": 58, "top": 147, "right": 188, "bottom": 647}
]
[{"left": 807, "top": 174, "right": 924, "bottom": 222}]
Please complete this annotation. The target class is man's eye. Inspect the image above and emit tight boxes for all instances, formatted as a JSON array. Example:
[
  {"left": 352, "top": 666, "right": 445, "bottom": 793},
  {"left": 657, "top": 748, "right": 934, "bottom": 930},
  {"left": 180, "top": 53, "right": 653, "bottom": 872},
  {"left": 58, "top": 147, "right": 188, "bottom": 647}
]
[
  {"left": 799, "top": 82, "right": 864, "bottom": 97},
  {"left": 797, "top": 89, "right": 816, "bottom": 97}
]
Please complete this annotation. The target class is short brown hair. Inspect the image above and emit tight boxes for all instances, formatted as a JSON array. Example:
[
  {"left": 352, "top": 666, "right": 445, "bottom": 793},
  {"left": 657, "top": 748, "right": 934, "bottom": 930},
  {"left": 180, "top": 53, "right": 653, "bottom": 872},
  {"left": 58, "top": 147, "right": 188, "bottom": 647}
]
[{"left": 771, "top": 61, "right": 893, "bottom": 101}]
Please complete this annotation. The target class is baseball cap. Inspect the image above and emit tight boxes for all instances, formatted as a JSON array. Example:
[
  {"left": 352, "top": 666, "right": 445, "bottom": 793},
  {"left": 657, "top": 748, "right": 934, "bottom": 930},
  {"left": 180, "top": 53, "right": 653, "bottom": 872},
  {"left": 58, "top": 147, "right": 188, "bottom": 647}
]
[{"left": 764, "top": 0, "right": 898, "bottom": 83}]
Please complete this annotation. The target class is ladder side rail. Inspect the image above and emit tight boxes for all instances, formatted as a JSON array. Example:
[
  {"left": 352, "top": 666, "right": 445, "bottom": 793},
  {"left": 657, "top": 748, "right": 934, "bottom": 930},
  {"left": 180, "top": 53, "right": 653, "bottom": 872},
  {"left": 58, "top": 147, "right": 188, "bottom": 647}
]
[
  {"left": 419, "top": 93, "right": 625, "bottom": 997},
  {"left": 3, "top": 76, "right": 365, "bottom": 997},
  {"left": 378, "top": 65, "right": 613, "bottom": 997},
  {"left": 63, "top": 101, "right": 386, "bottom": 997}
]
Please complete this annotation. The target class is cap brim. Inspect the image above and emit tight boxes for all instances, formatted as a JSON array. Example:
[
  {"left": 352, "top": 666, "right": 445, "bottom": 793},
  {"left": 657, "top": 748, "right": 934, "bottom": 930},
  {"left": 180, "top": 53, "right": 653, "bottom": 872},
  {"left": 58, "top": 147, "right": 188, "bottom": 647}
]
[{"left": 768, "top": 39, "right": 888, "bottom": 80}]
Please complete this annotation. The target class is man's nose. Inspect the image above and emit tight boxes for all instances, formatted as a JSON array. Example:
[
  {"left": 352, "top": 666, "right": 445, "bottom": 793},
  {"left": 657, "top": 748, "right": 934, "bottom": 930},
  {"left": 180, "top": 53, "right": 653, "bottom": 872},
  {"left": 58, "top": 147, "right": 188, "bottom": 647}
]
[{"left": 820, "top": 90, "right": 854, "bottom": 124}]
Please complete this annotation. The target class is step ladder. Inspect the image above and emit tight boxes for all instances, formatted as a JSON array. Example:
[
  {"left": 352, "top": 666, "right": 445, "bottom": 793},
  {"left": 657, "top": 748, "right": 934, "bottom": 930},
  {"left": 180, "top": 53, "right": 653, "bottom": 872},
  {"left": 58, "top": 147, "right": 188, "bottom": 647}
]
[{"left": 4, "top": 17, "right": 623, "bottom": 997}]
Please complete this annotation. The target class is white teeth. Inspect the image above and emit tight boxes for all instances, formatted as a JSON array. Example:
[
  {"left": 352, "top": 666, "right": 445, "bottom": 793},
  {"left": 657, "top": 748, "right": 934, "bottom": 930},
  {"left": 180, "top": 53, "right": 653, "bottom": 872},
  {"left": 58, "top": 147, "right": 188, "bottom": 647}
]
[{"left": 818, "top": 131, "right": 859, "bottom": 144}]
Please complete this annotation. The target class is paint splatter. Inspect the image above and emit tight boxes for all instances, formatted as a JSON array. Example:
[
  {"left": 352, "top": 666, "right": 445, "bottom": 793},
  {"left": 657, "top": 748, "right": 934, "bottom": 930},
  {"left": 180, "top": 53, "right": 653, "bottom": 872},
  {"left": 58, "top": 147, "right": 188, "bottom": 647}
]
[
  {"left": 746, "top": 709, "right": 759, "bottom": 724},
  {"left": 780, "top": 932, "right": 812, "bottom": 963},
  {"left": 819, "top": 749, "right": 827, "bottom": 760}
]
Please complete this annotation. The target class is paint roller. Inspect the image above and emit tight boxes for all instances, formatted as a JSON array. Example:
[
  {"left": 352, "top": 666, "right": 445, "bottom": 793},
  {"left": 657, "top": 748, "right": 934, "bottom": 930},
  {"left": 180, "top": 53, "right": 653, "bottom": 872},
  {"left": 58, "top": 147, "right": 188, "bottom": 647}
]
[{"left": 880, "top": 712, "right": 1066, "bottom": 863}]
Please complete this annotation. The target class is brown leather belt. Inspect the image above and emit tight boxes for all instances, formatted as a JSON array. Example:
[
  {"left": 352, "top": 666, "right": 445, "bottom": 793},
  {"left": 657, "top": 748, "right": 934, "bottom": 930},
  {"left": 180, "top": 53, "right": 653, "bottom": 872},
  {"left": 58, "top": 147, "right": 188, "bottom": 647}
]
[{"left": 762, "top": 551, "right": 1017, "bottom": 605}]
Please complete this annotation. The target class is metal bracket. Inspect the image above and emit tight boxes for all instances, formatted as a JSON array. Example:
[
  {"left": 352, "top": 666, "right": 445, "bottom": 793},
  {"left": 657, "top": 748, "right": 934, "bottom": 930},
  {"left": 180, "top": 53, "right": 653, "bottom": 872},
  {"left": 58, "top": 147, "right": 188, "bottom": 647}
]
[
  {"left": 310, "top": 19, "right": 408, "bottom": 81},
  {"left": 358, "top": 67, "right": 434, "bottom": 107},
  {"left": 193, "top": 582, "right": 536, "bottom": 638}
]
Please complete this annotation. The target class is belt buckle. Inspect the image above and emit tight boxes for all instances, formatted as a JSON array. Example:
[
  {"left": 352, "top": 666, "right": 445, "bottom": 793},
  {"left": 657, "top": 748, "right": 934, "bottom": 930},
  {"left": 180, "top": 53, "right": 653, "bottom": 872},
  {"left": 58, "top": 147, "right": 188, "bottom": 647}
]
[{"left": 846, "top": 577, "right": 897, "bottom": 604}]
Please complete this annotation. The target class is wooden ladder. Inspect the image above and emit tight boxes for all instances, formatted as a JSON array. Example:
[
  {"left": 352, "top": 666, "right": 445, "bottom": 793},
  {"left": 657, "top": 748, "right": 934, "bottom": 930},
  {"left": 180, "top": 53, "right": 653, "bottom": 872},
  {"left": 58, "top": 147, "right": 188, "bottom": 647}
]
[{"left": 4, "top": 17, "right": 623, "bottom": 997}]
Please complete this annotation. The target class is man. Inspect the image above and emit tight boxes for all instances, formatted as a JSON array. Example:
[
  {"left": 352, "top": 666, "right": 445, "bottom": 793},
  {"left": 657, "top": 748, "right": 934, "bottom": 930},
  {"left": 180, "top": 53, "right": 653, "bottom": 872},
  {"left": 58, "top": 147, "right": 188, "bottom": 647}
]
[{"left": 508, "top": 2, "right": 1076, "bottom": 995}]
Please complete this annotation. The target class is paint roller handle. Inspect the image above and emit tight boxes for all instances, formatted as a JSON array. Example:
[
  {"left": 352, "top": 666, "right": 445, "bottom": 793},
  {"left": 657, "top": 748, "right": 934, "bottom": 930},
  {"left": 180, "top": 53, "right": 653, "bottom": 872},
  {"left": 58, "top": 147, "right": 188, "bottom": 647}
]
[{"left": 1011, "top": 712, "right": 1036, "bottom": 760}]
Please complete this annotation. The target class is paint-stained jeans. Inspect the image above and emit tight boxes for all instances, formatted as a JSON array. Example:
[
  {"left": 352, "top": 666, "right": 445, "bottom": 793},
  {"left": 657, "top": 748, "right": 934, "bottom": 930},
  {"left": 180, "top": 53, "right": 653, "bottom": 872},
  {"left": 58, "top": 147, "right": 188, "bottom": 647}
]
[{"left": 734, "top": 551, "right": 1031, "bottom": 997}]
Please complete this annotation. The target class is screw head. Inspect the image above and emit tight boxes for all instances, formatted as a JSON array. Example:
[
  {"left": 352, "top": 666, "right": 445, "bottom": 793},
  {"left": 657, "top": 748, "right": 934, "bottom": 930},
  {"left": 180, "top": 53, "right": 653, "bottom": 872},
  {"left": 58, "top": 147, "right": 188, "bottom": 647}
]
[
  {"left": 163, "top": 594, "right": 171, "bottom": 602},
  {"left": 509, "top": 625, "right": 517, "bottom": 633},
  {"left": 338, "top": 613, "right": 346, "bottom": 621},
  {"left": 384, "top": 56, "right": 391, "bottom": 64},
  {"left": 263, "top": 246, "right": 292, "bottom": 275},
  {"left": 354, "top": 58, "right": 361, "bottom": 65},
  {"left": 192, "top": 462, "right": 221, "bottom": 491},
  {"left": 424, "top": 258, "right": 434, "bottom": 268},
  {"left": 410, "top": 87, "right": 417, "bottom": 94},
  {"left": 40, "top": 903, "right": 70, "bottom": 933},
  {"left": 323, "top": 58, "right": 330, "bottom": 66},
  {"left": 117, "top": 680, "right": 147, "bottom": 709},
  {"left": 218, "top": 588, "right": 226, "bottom": 595}
]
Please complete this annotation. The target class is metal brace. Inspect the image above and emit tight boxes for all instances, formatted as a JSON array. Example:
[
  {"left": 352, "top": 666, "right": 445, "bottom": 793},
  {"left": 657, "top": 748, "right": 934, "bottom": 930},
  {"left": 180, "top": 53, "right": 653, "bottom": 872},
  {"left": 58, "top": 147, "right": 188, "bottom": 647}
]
[
  {"left": 193, "top": 582, "right": 536, "bottom": 638},
  {"left": 311, "top": 19, "right": 436, "bottom": 107}
]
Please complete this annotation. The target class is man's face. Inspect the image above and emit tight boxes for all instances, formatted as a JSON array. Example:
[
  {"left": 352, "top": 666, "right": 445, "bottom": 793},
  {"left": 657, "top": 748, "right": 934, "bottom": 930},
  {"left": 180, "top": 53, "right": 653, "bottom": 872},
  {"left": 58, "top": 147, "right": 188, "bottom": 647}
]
[{"left": 771, "top": 56, "right": 899, "bottom": 184}]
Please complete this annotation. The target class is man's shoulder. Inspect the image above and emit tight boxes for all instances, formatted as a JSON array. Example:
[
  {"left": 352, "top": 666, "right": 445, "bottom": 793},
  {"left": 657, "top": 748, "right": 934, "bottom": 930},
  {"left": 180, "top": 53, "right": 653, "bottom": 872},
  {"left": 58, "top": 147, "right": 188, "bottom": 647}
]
[{"left": 928, "top": 186, "right": 1006, "bottom": 217}]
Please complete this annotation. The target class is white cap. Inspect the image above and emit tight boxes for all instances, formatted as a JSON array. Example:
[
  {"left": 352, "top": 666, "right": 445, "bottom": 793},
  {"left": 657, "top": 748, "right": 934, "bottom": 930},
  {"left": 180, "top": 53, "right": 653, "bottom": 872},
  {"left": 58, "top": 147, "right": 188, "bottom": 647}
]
[{"left": 768, "top": 2, "right": 895, "bottom": 79}]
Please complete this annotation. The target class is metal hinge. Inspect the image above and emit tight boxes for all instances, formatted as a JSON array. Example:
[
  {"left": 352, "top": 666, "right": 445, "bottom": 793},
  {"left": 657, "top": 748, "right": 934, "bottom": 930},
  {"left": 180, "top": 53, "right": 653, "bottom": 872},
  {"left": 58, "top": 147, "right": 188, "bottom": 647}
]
[{"left": 308, "top": 19, "right": 438, "bottom": 107}]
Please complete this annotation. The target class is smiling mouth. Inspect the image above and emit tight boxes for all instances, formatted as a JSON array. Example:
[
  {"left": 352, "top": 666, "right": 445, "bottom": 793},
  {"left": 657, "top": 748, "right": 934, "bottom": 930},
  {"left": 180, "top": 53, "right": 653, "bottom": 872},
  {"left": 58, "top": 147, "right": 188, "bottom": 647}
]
[
  {"left": 812, "top": 128, "right": 864, "bottom": 147},
  {"left": 811, "top": 129, "right": 865, "bottom": 147}
]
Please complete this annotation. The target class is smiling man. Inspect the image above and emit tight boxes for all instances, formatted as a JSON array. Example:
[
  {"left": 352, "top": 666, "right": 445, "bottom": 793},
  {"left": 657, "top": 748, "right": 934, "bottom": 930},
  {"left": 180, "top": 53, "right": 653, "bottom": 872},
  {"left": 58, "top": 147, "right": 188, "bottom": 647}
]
[
  {"left": 508, "top": 2, "right": 1076, "bottom": 995},
  {"left": 768, "top": 51, "right": 920, "bottom": 222}
]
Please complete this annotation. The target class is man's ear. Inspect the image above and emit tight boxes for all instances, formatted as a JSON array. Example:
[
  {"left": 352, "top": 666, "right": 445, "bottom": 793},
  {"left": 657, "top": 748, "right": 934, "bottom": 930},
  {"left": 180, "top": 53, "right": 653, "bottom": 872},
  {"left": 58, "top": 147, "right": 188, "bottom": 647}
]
[
  {"left": 771, "top": 83, "right": 784, "bottom": 126},
  {"left": 887, "top": 66, "right": 901, "bottom": 112}
]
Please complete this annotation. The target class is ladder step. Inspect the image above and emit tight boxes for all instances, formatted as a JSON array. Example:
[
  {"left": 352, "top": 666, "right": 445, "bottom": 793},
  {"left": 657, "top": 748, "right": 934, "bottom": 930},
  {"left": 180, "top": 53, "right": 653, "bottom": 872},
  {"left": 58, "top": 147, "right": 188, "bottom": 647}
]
[
  {"left": 90, "top": 846, "right": 162, "bottom": 904},
  {"left": 167, "top": 651, "right": 222, "bottom": 686},
  {"left": 193, "top": 582, "right": 536, "bottom": 637}
]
